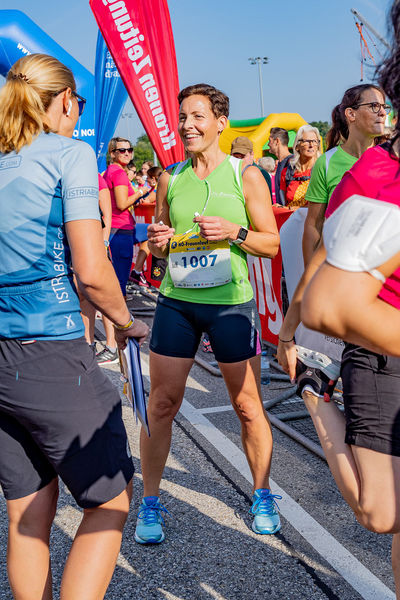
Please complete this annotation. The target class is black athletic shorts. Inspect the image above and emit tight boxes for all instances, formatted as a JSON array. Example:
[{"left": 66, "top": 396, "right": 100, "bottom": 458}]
[
  {"left": 341, "top": 343, "right": 400, "bottom": 456},
  {"left": 0, "top": 337, "right": 134, "bottom": 507},
  {"left": 150, "top": 294, "right": 262, "bottom": 363}
]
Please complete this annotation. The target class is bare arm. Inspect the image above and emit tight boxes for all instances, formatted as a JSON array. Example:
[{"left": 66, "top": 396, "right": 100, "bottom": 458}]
[
  {"left": 139, "top": 188, "right": 156, "bottom": 205},
  {"left": 195, "top": 166, "right": 280, "bottom": 258},
  {"left": 147, "top": 171, "right": 175, "bottom": 258},
  {"left": 301, "top": 251, "right": 400, "bottom": 356},
  {"left": 302, "top": 201, "right": 327, "bottom": 266},
  {"left": 114, "top": 185, "right": 143, "bottom": 211},
  {"left": 66, "top": 219, "right": 148, "bottom": 345},
  {"left": 99, "top": 187, "right": 112, "bottom": 242}
]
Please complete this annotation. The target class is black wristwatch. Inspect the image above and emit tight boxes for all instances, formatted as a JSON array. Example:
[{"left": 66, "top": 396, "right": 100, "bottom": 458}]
[{"left": 232, "top": 227, "right": 248, "bottom": 245}]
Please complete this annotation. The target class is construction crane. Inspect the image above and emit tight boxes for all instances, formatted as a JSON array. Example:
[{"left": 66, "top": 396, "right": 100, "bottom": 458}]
[
  {"left": 351, "top": 8, "right": 390, "bottom": 49},
  {"left": 351, "top": 8, "right": 389, "bottom": 80}
]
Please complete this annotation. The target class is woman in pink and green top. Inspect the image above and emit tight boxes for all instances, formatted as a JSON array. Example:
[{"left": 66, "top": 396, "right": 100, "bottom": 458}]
[{"left": 281, "top": 1, "right": 400, "bottom": 592}]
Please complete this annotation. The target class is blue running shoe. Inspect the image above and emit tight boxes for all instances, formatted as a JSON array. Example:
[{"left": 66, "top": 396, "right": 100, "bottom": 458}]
[
  {"left": 250, "top": 488, "right": 282, "bottom": 535},
  {"left": 134, "top": 496, "right": 169, "bottom": 544}
]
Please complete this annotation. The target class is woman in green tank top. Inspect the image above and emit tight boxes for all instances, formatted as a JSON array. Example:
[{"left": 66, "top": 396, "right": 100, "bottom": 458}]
[{"left": 134, "top": 84, "right": 281, "bottom": 544}]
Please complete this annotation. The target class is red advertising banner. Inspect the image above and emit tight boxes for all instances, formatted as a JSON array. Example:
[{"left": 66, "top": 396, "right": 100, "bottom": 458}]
[
  {"left": 90, "top": 0, "right": 185, "bottom": 168},
  {"left": 248, "top": 206, "right": 294, "bottom": 345}
]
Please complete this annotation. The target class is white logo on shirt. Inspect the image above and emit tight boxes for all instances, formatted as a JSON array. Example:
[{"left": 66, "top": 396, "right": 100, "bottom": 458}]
[{"left": 64, "top": 315, "right": 75, "bottom": 329}]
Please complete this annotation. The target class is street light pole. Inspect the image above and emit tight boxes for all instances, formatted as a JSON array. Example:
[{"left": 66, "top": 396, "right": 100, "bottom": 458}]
[
  {"left": 248, "top": 57, "right": 269, "bottom": 118},
  {"left": 121, "top": 112, "right": 134, "bottom": 143}
]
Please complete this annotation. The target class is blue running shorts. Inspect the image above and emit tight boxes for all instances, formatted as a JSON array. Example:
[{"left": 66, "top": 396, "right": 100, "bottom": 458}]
[{"left": 150, "top": 294, "right": 262, "bottom": 363}]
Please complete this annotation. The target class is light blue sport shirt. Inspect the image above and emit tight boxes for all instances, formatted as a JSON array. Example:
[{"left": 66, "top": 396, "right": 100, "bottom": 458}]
[{"left": 0, "top": 132, "right": 100, "bottom": 340}]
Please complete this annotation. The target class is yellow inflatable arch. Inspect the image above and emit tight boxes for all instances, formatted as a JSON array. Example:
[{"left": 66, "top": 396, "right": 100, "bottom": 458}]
[{"left": 219, "top": 113, "right": 308, "bottom": 159}]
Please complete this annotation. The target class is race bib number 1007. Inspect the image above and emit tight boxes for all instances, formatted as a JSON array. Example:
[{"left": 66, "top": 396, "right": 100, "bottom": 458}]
[{"left": 168, "top": 232, "right": 232, "bottom": 288}]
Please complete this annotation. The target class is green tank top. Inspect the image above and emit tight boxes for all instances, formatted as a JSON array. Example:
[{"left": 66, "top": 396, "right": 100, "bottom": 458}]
[{"left": 160, "top": 155, "right": 254, "bottom": 305}]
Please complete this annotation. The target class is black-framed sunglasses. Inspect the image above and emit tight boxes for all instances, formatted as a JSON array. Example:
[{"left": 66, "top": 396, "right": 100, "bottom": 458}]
[
  {"left": 53, "top": 88, "right": 86, "bottom": 117},
  {"left": 353, "top": 102, "right": 391, "bottom": 115},
  {"left": 115, "top": 147, "right": 134, "bottom": 154},
  {"left": 72, "top": 91, "right": 86, "bottom": 117}
]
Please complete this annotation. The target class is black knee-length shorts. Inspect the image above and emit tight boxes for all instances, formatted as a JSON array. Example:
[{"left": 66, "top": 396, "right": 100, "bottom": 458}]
[
  {"left": 341, "top": 343, "right": 400, "bottom": 456},
  {"left": 0, "top": 338, "right": 134, "bottom": 507}
]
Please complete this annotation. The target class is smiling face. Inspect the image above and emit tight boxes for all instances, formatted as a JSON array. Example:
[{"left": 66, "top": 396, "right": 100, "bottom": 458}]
[
  {"left": 347, "top": 88, "right": 387, "bottom": 138},
  {"left": 111, "top": 140, "right": 133, "bottom": 166},
  {"left": 178, "top": 94, "right": 227, "bottom": 155}
]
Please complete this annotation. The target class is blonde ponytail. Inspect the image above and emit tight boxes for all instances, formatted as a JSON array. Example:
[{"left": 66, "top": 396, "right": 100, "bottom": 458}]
[{"left": 0, "top": 54, "right": 76, "bottom": 154}]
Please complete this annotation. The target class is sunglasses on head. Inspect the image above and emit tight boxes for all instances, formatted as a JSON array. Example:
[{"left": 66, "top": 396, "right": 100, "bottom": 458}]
[
  {"left": 53, "top": 88, "right": 86, "bottom": 117},
  {"left": 115, "top": 147, "right": 134, "bottom": 154}
]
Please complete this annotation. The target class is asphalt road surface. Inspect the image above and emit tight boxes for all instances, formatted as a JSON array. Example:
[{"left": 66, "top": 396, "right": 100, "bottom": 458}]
[{"left": 0, "top": 291, "right": 395, "bottom": 599}]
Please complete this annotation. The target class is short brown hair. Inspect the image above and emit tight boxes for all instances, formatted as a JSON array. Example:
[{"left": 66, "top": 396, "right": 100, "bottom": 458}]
[
  {"left": 270, "top": 127, "right": 289, "bottom": 146},
  {"left": 147, "top": 166, "right": 163, "bottom": 180},
  {"left": 178, "top": 84, "right": 229, "bottom": 118},
  {"left": 107, "top": 136, "right": 132, "bottom": 155}
]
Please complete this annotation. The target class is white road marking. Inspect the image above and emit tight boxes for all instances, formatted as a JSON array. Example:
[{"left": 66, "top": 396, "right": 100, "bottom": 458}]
[
  {"left": 180, "top": 398, "right": 395, "bottom": 600},
  {"left": 199, "top": 404, "right": 233, "bottom": 414},
  {"left": 138, "top": 351, "right": 394, "bottom": 598},
  {"left": 140, "top": 354, "right": 209, "bottom": 392}
]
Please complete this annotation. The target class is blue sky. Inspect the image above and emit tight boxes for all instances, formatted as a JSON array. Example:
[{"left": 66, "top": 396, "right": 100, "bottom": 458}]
[{"left": 1, "top": 0, "right": 392, "bottom": 143}]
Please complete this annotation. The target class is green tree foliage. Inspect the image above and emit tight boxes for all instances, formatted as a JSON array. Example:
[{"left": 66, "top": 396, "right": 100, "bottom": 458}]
[
  {"left": 310, "top": 121, "right": 330, "bottom": 149},
  {"left": 133, "top": 134, "right": 155, "bottom": 169}
]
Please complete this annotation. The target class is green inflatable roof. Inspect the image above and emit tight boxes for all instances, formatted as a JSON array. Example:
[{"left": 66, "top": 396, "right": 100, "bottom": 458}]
[{"left": 228, "top": 119, "right": 297, "bottom": 152}]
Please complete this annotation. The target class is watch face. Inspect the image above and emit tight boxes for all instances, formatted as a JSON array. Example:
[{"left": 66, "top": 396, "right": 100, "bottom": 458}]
[{"left": 238, "top": 227, "right": 248, "bottom": 242}]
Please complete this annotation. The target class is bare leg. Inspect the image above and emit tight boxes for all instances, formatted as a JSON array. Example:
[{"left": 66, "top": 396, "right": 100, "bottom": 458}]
[
  {"left": 140, "top": 352, "right": 193, "bottom": 497},
  {"left": 102, "top": 315, "right": 116, "bottom": 350},
  {"left": 393, "top": 534, "right": 400, "bottom": 600},
  {"left": 80, "top": 298, "right": 96, "bottom": 345},
  {"left": 219, "top": 355, "right": 273, "bottom": 492},
  {"left": 6, "top": 478, "right": 59, "bottom": 600},
  {"left": 304, "top": 390, "right": 400, "bottom": 597},
  {"left": 60, "top": 481, "right": 132, "bottom": 600},
  {"left": 134, "top": 243, "right": 150, "bottom": 273},
  {"left": 302, "top": 390, "right": 361, "bottom": 512}
]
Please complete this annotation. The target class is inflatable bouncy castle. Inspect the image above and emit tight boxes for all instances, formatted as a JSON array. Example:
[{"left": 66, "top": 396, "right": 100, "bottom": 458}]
[{"left": 219, "top": 113, "right": 308, "bottom": 158}]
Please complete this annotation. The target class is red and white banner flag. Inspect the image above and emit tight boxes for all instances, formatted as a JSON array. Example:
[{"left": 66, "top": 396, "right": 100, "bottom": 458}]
[
  {"left": 248, "top": 207, "right": 293, "bottom": 346},
  {"left": 90, "top": 0, "right": 185, "bottom": 168}
]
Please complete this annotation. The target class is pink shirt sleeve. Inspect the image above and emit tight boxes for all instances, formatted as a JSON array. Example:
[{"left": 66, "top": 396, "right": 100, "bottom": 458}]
[
  {"left": 325, "top": 172, "right": 365, "bottom": 219},
  {"left": 325, "top": 146, "right": 400, "bottom": 311},
  {"left": 98, "top": 173, "right": 107, "bottom": 192},
  {"left": 110, "top": 167, "right": 130, "bottom": 188}
]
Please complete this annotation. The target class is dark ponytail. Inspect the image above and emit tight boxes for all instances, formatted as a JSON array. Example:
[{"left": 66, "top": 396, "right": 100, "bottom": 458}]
[
  {"left": 378, "top": 0, "right": 400, "bottom": 150},
  {"left": 326, "top": 83, "right": 385, "bottom": 151}
]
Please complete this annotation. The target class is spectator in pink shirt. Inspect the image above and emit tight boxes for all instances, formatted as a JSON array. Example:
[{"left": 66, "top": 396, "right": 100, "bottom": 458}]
[{"left": 96, "top": 137, "right": 145, "bottom": 365}]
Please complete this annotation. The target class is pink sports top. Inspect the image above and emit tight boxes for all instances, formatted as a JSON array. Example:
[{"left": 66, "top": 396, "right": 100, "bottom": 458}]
[{"left": 327, "top": 145, "right": 400, "bottom": 309}]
